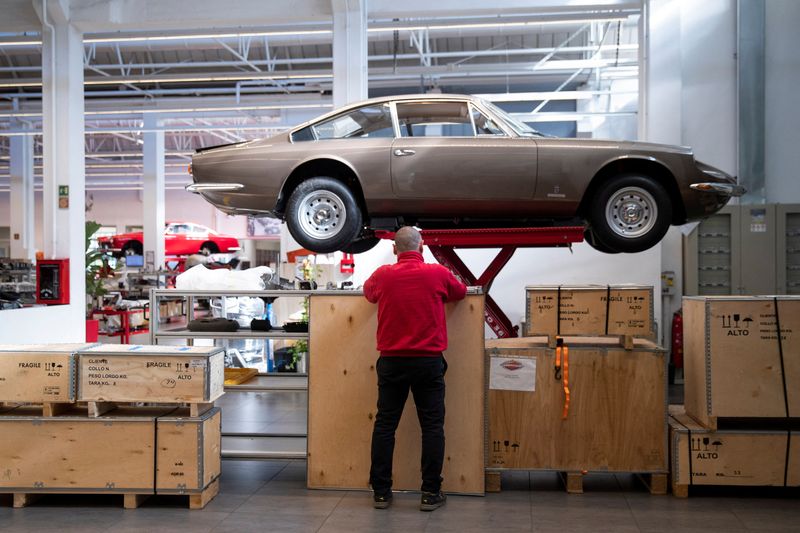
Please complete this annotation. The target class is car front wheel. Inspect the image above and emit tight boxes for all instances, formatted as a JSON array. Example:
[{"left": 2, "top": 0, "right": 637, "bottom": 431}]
[
  {"left": 286, "top": 177, "right": 363, "bottom": 254},
  {"left": 589, "top": 175, "right": 672, "bottom": 253}
]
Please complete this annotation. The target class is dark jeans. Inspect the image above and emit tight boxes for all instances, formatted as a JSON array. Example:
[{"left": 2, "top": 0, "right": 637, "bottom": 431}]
[{"left": 369, "top": 355, "right": 447, "bottom": 495}]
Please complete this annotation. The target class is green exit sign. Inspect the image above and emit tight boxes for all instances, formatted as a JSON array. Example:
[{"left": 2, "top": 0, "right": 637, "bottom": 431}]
[{"left": 58, "top": 185, "right": 69, "bottom": 209}]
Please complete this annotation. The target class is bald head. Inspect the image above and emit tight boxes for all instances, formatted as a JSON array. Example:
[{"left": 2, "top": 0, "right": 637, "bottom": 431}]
[{"left": 394, "top": 226, "right": 423, "bottom": 253}]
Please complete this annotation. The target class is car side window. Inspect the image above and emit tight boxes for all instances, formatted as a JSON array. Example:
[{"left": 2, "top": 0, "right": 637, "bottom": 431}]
[
  {"left": 471, "top": 105, "right": 506, "bottom": 136},
  {"left": 168, "top": 224, "right": 190, "bottom": 235},
  {"left": 310, "top": 104, "right": 394, "bottom": 140},
  {"left": 396, "top": 101, "right": 474, "bottom": 137}
]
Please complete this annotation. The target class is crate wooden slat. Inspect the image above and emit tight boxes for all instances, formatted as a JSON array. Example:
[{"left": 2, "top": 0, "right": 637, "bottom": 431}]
[
  {"left": 0, "top": 343, "right": 94, "bottom": 404},
  {"left": 525, "top": 285, "right": 654, "bottom": 339},
  {"left": 156, "top": 407, "right": 221, "bottom": 494},
  {"left": 224, "top": 368, "right": 258, "bottom": 386},
  {"left": 0, "top": 406, "right": 164, "bottom": 492},
  {"left": 78, "top": 344, "right": 225, "bottom": 404},
  {"left": 683, "top": 296, "right": 800, "bottom": 429},
  {"left": 307, "top": 293, "right": 486, "bottom": 494},
  {"left": 669, "top": 407, "right": 800, "bottom": 497},
  {"left": 486, "top": 336, "right": 667, "bottom": 474}
]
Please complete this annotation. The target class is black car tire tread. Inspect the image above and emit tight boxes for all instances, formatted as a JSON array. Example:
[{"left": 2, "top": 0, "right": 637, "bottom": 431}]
[
  {"left": 590, "top": 174, "right": 672, "bottom": 253},
  {"left": 286, "top": 177, "right": 363, "bottom": 253}
]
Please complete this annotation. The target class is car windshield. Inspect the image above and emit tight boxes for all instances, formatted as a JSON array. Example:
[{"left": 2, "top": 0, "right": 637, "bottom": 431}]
[{"left": 479, "top": 100, "right": 546, "bottom": 138}]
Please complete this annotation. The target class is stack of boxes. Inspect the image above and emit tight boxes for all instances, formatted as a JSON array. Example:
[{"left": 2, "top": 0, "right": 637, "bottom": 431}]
[
  {"left": 672, "top": 296, "right": 800, "bottom": 496},
  {"left": 0, "top": 344, "right": 224, "bottom": 509},
  {"left": 486, "top": 285, "right": 667, "bottom": 494}
]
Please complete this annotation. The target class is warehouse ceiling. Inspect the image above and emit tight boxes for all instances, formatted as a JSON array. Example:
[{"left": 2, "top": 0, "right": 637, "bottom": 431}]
[{"left": 0, "top": 1, "right": 640, "bottom": 191}]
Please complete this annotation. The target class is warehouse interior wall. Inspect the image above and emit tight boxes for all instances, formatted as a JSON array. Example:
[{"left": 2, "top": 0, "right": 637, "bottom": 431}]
[{"left": 764, "top": 0, "right": 800, "bottom": 203}]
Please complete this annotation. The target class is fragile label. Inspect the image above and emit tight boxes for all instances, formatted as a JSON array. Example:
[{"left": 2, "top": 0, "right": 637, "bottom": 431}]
[{"left": 489, "top": 356, "right": 536, "bottom": 392}]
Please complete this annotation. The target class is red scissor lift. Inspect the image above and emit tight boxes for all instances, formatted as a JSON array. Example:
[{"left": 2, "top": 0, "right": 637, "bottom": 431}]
[{"left": 375, "top": 226, "right": 585, "bottom": 338}]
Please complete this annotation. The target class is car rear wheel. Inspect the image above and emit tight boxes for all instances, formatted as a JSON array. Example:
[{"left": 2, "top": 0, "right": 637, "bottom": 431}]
[
  {"left": 200, "top": 242, "right": 219, "bottom": 255},
  {"left": 589, "top": 175, "right": 672, "bottom": 253},
  {"left": 122, "top": 240, "right": 143, "bottom": 256},
  {"left": 286, "top": 177, "right": 363, "bottom": 254}
]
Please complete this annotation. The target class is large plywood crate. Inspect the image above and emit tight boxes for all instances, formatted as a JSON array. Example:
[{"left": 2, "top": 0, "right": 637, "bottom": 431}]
[
  {"left": 669, "top": 407, "right": 800, "bottom": 497},
  {"left": 683, "top": 296, "right": 800, "bottom": 429},
  {"left": 156, "top": 407, "right": 221, "bottom": 494},
  {"left": 0, "top": 343, "right": 94, "bottom": 404},
  {"left": 78, "top": 344, "right": 225, "bottom": 404},
  {"left": 526, "top": 285, "right": 654, "bottom": 339},
  {"left": 487, "top": 336, "right": 667, "bottom": 474},
  {"left": 0, "top": 406, "right": 163, "bottom": 492},
  {"left": 307, "top": 293, "right": 486, "bottom": 495}
]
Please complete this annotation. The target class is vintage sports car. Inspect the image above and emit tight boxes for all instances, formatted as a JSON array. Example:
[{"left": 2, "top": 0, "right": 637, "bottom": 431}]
[
  {"left": 188, "top": 94, "right": 744, "bottom": 254},
  {"left": 98, "top": 222, "right": 241, "bottom": 257}
]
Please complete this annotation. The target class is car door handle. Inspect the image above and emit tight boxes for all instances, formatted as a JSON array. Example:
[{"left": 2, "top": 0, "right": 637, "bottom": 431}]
[{"left": 393, "top": 149, "right": 416, "bottom": 156}]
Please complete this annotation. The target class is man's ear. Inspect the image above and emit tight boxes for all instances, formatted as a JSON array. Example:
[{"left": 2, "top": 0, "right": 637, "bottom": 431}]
[
  {"left": 392, "top": 244, "right": 398, "bottom": 256},
  {"left": 418, "top": 240, "right": 424, "bottom": 253}
]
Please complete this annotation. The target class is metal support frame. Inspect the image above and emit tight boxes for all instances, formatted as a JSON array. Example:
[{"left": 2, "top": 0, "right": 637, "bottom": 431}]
[{"left": 376, "top": 226, "right": 584, "bottom": 338}]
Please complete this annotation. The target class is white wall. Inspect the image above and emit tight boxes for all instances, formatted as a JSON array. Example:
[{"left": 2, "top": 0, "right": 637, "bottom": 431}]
[
  {"left": 648, "top": 0, "right": 737, "bottom": 348},
  {"left": 765, "top": 0, "right": 800, "bottom": 203},
  {"left": 0, "top": 188, "right": 249, "bottom": 250}
]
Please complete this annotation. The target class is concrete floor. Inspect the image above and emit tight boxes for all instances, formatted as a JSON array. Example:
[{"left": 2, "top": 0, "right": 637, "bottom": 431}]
[{"left": 1, "top": 460, "right": 799, "bottom": 532}]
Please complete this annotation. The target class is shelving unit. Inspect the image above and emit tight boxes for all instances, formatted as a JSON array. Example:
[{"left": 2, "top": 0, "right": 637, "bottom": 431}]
[{"left": 148, "top": 288, "right": 355, "bottom": 460}]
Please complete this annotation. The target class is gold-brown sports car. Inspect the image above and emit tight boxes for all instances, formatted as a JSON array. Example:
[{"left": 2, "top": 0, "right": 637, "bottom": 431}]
[{"left": 188, "top": 94, "right": 744, "bottom": 254}]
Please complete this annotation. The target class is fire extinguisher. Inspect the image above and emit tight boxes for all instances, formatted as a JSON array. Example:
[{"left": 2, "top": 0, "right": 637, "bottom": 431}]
[{"left": 671, "top": 309, "right": 683, "bottom": 369}]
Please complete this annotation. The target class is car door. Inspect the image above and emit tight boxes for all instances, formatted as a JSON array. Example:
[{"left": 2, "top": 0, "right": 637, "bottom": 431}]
[
  {"left": 390, "top": 100, "right": 537, "bottom": 215},
  {"left": 164, "top": 223, "right": 192, "bottom": 256}
]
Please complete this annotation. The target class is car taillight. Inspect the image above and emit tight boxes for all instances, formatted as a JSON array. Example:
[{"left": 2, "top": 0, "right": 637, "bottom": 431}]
[{"left": 187, "top": 163, "right": 193, "bottom": 175}]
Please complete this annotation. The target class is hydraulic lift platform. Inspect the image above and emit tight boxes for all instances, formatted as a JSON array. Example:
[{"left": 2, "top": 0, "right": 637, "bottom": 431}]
[{"left": 375, "top": 226, "right": 585, "bottom": 338}]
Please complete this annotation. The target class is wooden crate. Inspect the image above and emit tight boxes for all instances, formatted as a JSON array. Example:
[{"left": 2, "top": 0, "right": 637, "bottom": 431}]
[
  {"left": 0, "top": 343, "right": 93, "bottom": 404},
  {"left": 77, "top": 344, "right": 225, "bottom": 404},
  {"left": 525, "top": 285, "right": 654, "bottom": 339},
  {"left": 683, "top": 296, "right": 800, "bottom": 429},
  {"left": 487, "top": 336, "right": 667, "bottom": 474},
  {"left": 0, "top": 406, "right": 163, "bottom": 493},
  {"left": 156, "top": 407, "right": 221, "bottom": 494},
  {"left": 307, "top": 293, "right": 486, "bottom": 495},
  {"left": 669, "top": 407, "right": 800, "bottom": 497}
]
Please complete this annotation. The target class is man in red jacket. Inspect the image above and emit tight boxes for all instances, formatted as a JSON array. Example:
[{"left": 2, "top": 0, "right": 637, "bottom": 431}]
[{"left": 364, "top": 226, "right": 467, "bottom": 511}]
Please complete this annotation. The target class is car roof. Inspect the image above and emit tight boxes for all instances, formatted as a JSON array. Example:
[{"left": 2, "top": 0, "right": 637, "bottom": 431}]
[{"left": 289, "top": 93, "right": 483, "bottom": 134}]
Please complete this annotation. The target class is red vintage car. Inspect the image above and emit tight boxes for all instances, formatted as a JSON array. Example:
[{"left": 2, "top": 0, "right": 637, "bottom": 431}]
[{"left": 98, "top": 222, "right": 241, "bottom": 257}]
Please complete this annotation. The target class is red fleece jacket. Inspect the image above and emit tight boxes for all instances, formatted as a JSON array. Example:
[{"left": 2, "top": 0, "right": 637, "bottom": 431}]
[{"left": 364, "top": 250, "right": 467, "bottom": 357}]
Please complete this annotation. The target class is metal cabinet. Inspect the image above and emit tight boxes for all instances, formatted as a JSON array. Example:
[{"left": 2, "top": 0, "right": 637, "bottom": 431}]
[
  {"left": 684, "top": 204, "right": 786, "bottom": 295},
  {"left": 777, "top": 204, "right": 800, "bottom": 295}
]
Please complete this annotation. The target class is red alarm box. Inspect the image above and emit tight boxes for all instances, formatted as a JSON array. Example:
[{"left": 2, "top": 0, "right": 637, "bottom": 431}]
[{"left": 36, "top": 259, "right": 70, "bottom": 305}]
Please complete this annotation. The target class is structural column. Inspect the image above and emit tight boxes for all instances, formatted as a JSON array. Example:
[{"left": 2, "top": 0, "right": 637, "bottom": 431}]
[
  {"left": 142, "top": 114, "right": 166, "bottom": 270},
  {"left": 40, "top": 0, "right": 85, "bottom": 313},
  {"left": 331, "top": 0, "right": 368, "bottom": 108},
  {"left": 9, "top": 124, "right": 35, "bottom": 261}
]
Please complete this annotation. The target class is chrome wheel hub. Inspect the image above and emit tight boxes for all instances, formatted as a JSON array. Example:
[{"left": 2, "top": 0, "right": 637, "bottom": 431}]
[
  {"left": 297, "top": 190, "right": 346, "bottom": 240},
  {"left": 605, "top": 186, "right": 657, "bottom": 239}
]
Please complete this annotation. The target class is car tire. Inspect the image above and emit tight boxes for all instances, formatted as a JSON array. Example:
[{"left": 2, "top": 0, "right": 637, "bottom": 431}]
[
  {"left": 589, "top": 174, "right": 672, "bottom": 253},
  {"left": 286, "top": 177, "right": 363, "bottom": 254},
  {"left": 123, "top": 240, "right": 143, "bottom": 256},
  {"left": 583, "top": 228, "right": 619, "bottom": 254},
  {"left": 200, "top": 242, "right": 219, "bottom": 255},
  {"left": 342, "top": 236, "right": 380, "bottom": 254}
]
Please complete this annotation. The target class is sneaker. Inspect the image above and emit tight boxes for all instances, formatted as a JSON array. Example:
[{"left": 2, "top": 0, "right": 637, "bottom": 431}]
[
  {"left": 373, "top": 491, "right": 392, "bottom": 509},
  {"left": 420, "top": 491, "right": 447, "bottom": 512}
]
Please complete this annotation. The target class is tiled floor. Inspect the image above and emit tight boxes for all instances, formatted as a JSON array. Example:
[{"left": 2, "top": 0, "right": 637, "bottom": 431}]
[{"left": 1, "top": 460, "right": 799, "bottom": 532}]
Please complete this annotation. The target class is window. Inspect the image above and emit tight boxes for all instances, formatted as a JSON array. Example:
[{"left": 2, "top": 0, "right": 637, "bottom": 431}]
[
  {"left": 396, "top": 101, "right": 474, "bottom": 137},
  {"left": 471, "top": 106, "right": 506, "bottom": 136},
  {"left": 167, "top": 224, "right": 190, "bottom": 235},
  {"left": 310, "top": 104, "right": 394, "bottom": 140}
]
